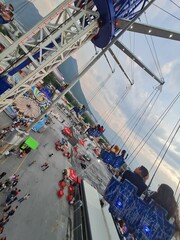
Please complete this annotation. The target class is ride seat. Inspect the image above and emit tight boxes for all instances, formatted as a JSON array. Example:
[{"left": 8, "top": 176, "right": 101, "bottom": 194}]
[
  {"left": 104, "top": 177, "right": 175, "bottom": 240},
  {"left": 134, "top": 199, "right": 175, "bottom": 240}
]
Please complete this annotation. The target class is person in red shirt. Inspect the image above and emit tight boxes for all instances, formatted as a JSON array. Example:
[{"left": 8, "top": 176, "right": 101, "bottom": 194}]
[{"left": 99, "top": 125, "right": 105, "bottom": 133}]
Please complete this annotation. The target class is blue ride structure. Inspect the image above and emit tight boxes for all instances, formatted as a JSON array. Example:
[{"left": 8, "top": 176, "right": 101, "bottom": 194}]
[
  {"left": 100, "top": 149, "right": 125, "bottom": 168},
  {"left": 0, "top": 0, "right": 149, "bottom": 95},
  {"left": 87, "top": 127, "right": 103, "bottom": 138},
  {"left": 92, "top": 0, "right": 148, "bottom": 48},
  {"left": 104, "top": 176, "right": 175, "bottom": 240}
]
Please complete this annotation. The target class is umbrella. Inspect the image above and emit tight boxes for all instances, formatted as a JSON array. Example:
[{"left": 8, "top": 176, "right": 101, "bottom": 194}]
[
  {"left": 63, "top": 127, "right": 72, "bottom": 137},
  {"left": 94, "top": 148, "right": 101, "bottom": 155},
  {"left": 15, "top": 96, "right": 41, "bottom": 118},
  {"left": 25, "top": 136, "right": 39, "bottom": 150},
  {"left": 79, "top": 139, "right": 85, "bottom": 146},
  {"left": 67, "top": 168, "right": 78, "bottom": 183}
]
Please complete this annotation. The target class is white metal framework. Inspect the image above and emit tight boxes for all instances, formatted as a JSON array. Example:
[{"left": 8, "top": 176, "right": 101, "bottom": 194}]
[{"left": 0, "top": 0, "right": 99, "bottom": 111}]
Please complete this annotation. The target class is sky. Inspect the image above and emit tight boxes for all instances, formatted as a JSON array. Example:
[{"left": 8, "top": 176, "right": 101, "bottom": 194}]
[{"left": 19, "top": 0, "right": 180, "bottom": 198}]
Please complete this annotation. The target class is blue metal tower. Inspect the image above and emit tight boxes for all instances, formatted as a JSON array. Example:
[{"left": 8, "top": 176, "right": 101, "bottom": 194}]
[{"left": 92, "top": 0, "right": 148, "bottom": 48}]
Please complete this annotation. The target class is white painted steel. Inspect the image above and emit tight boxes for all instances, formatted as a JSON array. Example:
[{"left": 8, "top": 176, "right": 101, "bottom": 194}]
[{"left": 0, "top": 0, "right": 99, "bottom": 111}]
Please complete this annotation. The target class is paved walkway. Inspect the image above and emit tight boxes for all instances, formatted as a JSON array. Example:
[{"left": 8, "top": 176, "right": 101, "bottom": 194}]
[
  {"left": 0, "top": 111, "right": 12, "bottom": 129},
  {"left": 0, "top": 108, "right": 111, "bottom": 240},
  {"left": 0, "top": 115, "right": 73, "bottom": 240}
]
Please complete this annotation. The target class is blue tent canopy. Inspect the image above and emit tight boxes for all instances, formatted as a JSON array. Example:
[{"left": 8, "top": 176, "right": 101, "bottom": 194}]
[{"left": 0, "top": 76, "right": 12, "bottom": 95}]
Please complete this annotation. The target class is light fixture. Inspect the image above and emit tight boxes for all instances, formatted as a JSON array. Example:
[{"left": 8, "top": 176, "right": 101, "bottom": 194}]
[
  {"left": 116, "top": 200, "right": 123, "bottom": 207},
  {"left": 144, "top": 226, "right": 150, "bottom": 234}
]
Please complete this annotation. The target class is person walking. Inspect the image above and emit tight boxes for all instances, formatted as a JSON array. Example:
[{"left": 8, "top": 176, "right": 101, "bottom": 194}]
[
  {"left": 0, "top": 213, "right": 8, "bottom": 225},
  {"left": 0, "top": 237, "right": 7, "bottom": 240},
  {"left": 7, "top": 206, "right": 18, "bottom": 217},
  {"left": 41, "top": 162, "right": 48, "bottom": 168},
  {"left": 42, "top": 165, "right": 49, "bottom": 171},
  {"left": 28, "top": 160, "right": 36, "bottom": 167},
  {"left": 18, "top": 193, "right": 30, "bottom": 203},
  {"left": 0, "top": 226, "right": 4, "bottom": 234},
  {"left": 43, "top": 143, "right": 48, "bottom": 148},
  {"left": 10, "top": 188, "right": 21, "bottom": 197},
  {"left": 3, "top": 205, "right": 11, "bottom": 213},
  {"left": 49, "top": 153, "right": 54, "bottom": 157},
  {"left": 0, "top": 172, "right": 6, "bottom": 179},
  {"left": 5, "top": 189, "right": 21, "bottom": 205},
  {"left": 41, "top": 162, "right": 49, "bottom": 171},
  {"left": 7, "top": 197, "right": 17, "bottom": 206}
]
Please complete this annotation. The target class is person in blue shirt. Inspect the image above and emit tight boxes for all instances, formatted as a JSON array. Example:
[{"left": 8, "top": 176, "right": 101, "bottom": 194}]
[{"left": 121, "top": 166, "right": 149, "bottom": 196}]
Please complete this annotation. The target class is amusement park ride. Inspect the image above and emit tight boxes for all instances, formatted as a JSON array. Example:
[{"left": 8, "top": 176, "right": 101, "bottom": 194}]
[
  {"left": 0, "top": 0, "right": 180, "bottom": 115},
  {"left": 0, "top": 1, "right": 179, "bottom": 239}
]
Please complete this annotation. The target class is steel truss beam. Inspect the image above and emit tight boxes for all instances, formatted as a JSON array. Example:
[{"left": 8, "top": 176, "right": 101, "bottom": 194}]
[
  {"left": 115, "top": 18, "right": 180, "bottom": 41},
  {"left": 0, "top": 0, "right": 99, "bottom": 111},
  {"left": 114, "top": 41, "right": 164, "bottom": 84}
]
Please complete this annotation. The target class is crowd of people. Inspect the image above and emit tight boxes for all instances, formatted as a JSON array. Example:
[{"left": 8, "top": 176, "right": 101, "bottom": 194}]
[
  {"left": 55, "top": 138, "right": 71, "bottom": 159},
  {"left": 0, "top": 173, "right": 30, "bottom": 237},
  {"left": 0, "top": 149, "right": 57, "bottom": 238},
  {"left": 0, "top": 115, "right": 34, "bottom": 141},
  {"left": 0, "top": 3, "right": 14, "bottom": 25}
]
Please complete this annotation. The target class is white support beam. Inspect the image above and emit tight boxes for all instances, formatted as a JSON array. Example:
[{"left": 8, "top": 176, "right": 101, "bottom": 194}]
[{"left": 0, "top": 0, "right": 99, "bottom": 111}]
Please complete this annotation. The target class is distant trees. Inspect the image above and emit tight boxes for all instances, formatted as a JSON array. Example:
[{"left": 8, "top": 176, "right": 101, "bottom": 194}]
[
  {"left": 43, "top": 72, "right": 60, "bottom": 88},
  {"left": 65, "top": 92, "right": 79, "bottom": 107},
  {"left": 82, "top": 113, "right": 94, "bottom": 125}
]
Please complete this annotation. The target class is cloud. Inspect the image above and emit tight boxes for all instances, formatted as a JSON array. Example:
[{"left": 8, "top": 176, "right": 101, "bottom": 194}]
[
  {"left": 34, "top": 0, "right": 62, "bottom": 16},
  {"left": 162, "top": 61, "right": 175, "bottom": 75},
  {"left": 70, "top": 0, "right": 180, "bottom": 192}
]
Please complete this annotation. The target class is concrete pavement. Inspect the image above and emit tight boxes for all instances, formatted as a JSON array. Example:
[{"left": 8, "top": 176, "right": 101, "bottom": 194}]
[
  {"left": 0, "top": 112, "right": 12, "bottom": 129},
  {"left": 0, "top": 116, "right": 73, "bottom": 240},
  {"left": 0, "top": 109, "right": 112, "bottom": 240}
]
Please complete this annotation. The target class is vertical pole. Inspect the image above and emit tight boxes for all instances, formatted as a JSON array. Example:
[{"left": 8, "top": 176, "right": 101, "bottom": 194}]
[{"left": 175, "top": 180, "right": 180, "bottom": 196}]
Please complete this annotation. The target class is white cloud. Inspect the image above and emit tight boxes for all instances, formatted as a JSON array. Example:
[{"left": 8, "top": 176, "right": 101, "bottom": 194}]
[{"left": 162, "top": 61, "right": 175, "bottom": 75}]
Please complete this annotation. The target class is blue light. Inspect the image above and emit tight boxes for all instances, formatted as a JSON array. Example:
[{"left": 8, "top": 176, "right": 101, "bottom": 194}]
[
  {"left": 116, "top": 200, "right": 123, "bottom": 208},
  {"left": 144, "top": 226, "right": 150, "bottom": 234}
]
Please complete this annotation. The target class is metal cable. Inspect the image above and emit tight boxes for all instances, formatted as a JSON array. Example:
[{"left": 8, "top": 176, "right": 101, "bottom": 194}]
[
  {"left": 148, "top": 122, "right": 180, "bottom": 187},
  {"left": 111, "top": 86, "right": 158, "bottom": 144},
  {"left": 149, "top": 118, "right": 180, "bottom": 174},
  {"left": 127, "top": 89, "right": 161, "bottom": 152},
  {"left": 169, "top": 0, "right": 180, "bottom": 9},
  {"left": 144, "top": 12, "right": 164, "bottom": 80},
  {"left": 121, "top": 87, "right": 160, "bottom": 149},
  {"left": 153, "top": 3, "right": 180, "bottom": 21},
  {"left": 138, "top": 15, "right": 163, "bottom": 80},
  {"left": 102, "top": 86, "right": 130, "bottom": 125},
  {"left": 128, "top": 92, "right": 180, "bottom": 165}
]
